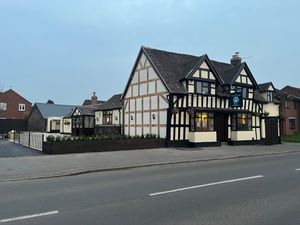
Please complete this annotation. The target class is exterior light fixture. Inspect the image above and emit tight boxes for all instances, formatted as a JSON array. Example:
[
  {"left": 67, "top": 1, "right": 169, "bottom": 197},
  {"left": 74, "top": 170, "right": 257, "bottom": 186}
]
[
  {"left": 152, "top": 113, "right": 156, "bottom": 120},
  {"left": 130, "top": 115, "right": 134, "bottom": 121}
]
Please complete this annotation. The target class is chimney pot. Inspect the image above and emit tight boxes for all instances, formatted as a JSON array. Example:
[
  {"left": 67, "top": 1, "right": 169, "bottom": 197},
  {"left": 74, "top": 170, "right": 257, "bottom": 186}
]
[
  {"left": 91, "top": 92, "right": 98, "bottom": 105},
  {"left": 231, "top": 52, "right": 242, "bottom": 66}
]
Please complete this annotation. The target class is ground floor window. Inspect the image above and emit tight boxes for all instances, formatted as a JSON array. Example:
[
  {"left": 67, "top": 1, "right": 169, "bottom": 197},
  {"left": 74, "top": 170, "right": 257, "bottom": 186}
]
[
  {"left": 103, "top": 111, "right": 113, "bottom": 125},
  {"left": 288, "top": 118, "right": 296, "bottom": 129},
  {"left": 191, "top": 112, "right": 214, "bottom": 131},
  {"left": 232, "top": 113, "right": 252, "bottom": 131}
]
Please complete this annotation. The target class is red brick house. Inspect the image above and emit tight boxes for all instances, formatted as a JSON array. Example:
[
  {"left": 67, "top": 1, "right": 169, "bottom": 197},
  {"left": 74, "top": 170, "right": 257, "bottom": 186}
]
[
  {"left": 276, "top": 86, "right": 300, "bottom": 135},
  {"left": 0, "top": 89, "right": 32, "bottom": 119}
]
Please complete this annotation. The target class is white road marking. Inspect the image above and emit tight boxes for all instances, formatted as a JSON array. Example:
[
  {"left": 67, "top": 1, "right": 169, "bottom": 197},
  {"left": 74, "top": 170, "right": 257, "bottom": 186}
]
[
  {"left": 295, "top": 168, "right": 300, "bottom": 171},
  {"left": 0, "top": 211, "right": 59, "bottom": 223},
  {"left": 149, "top": 175, "right": 264, "bottom": 197}
]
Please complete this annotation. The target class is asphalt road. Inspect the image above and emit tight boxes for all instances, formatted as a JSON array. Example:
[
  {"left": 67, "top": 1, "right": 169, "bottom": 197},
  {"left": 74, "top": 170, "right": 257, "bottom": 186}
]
[
  {"left": 0, "top": 152, "right": 300, "bottom": 225},
  {"left": 0, "top": 140, "right": 44, "bottom": 157}
]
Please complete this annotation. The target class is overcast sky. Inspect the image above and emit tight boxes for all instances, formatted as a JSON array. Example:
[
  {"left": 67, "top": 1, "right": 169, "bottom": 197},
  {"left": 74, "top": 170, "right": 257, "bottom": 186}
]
[{"left": 0, "top": 0, "right": 299, "bottom": 105}]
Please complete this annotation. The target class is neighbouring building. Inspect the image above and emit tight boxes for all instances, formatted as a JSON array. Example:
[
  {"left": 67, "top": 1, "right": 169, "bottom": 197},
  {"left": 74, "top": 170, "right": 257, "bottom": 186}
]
[
  {"left": 122, "top": 46, "right": 280, "bottom": 146},
  {"left": 82, "top": 92, "right": 104, "bottom": 106},
  {"left": 0, "top": 89, "right": 32, "bottom": 119},
  {"left": 70, "top": 104, "right": 102, "bottom": 136},
  {"left": 27, "top": 103, "right": 76, "bottom": 133},
  {"left": 94, "top": 94, "right": 122, "bottom": 135},
  {"left": 276, "top": 86, "right": 300, "bottom": 135}
]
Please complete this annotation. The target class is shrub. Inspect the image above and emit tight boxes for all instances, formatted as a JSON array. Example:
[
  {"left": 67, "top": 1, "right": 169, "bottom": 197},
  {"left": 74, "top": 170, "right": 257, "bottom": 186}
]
[
  {"left": 46, "top": 135, "right": 55, "bottom": 142},
  {"left": 55, "top": 136, "right": 62, "bottom": 142}
]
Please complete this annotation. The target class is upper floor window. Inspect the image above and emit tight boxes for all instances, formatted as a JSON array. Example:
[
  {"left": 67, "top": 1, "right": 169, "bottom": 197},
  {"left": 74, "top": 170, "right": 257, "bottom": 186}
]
[
  {"left": 294, "top": 101, "right": 297, "bottom": 109},
  {"left": 0, "top": 103, "right": 7, "bottom": 111},
  {"left": 285, "top": 100, "right": 290, "bottom": 108},
  {"left": 267, "top": 92, "right": 274, "bottom": 102},
  {"left": 195, "top": 81, "right": 215, "bottom": 95},
  {"left": 235, "top": 86, "right": 248, "bottom": 98},
  {"left": 18, "top": 104, "right": 25, "bottom": 111}
]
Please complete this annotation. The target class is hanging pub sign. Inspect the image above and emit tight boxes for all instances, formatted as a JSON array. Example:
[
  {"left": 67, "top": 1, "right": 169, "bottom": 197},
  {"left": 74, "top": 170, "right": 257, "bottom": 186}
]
[{"left": 229, "top": 93, "right": 243, "bottom": 107}]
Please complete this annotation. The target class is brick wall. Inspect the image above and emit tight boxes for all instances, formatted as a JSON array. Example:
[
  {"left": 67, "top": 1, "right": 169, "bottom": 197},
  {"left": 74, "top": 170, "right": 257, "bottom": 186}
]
[{"left": 0, "top": 89, "right": 32, "bottom": 119}]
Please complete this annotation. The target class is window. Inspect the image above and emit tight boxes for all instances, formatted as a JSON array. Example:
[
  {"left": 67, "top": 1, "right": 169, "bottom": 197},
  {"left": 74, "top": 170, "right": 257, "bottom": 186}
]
[
  {"left": 50, "top": 120, "right": 60, "bottom": 131},
  {"left": 294, "top": 101, "right": 297, "bottom": 110},
  {"left": 191, "top": 112, "right": 214, "bottom": 131},
  {"left": 267, "top": 92, "right": 274, "bottom": 102},
  {"left": 232, "top": 113, "right": 252, "bottom": 131},
  {"left": 235, "top": 86, "right": 248, "bottom": 98},
  {"left": 289, "top": 118, "right": 296, "bottom": 129},
  {"left": 18, "top": 104, "right": 25, "bottom": 111},
  {"left": 103, "top": 111, "right": 113, "bottom": 125},
  {"left": 0, "top": 102, "right": 7, "bottom": 111},
  {"left": 285, "top": 100, "right": 290, "bottom": 108},
  {"left": 196, "top": 82, "right": 210, "bottom": 94}
]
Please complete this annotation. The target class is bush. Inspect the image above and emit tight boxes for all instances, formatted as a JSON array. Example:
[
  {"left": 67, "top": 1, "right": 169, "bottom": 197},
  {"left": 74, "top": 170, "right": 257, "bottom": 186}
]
[
  {"left": 55, "top": 136, "right": 62, "bottom": 142},
  {"left": 46, "top": 135, "right": 55, "bottom": 142}
]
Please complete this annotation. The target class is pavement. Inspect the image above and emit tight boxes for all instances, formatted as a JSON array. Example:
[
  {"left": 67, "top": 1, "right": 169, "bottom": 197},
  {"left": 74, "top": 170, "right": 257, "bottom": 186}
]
[{"left": 1, "top": 140, "right": 300, "bottom": 182}]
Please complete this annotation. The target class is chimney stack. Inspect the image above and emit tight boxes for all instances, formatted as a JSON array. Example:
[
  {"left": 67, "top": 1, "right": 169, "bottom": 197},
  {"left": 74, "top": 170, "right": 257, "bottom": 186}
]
[
  {"left": 230, "top": 52, "right": 242, "bottom": 66},
  {"left": 91, "top": 92, "right": 98, "bottom": 105}
]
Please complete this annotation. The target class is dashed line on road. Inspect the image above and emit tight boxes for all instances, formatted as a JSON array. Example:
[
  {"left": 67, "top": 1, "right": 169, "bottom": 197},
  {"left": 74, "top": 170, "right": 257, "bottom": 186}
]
[
  {"left": 0, "top": 211, "right": 59, "bottom": 223},
  {"left": 149, "top": 175, "right": 264, "bottom": 197},
  {"left": 295, "top": 168, "right": 300, "bottom": 171}
]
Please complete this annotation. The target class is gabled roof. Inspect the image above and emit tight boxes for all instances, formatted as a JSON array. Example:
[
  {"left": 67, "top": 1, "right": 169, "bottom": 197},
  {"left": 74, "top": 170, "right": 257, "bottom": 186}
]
[
  {"left": 95, "top": 94, "right": 122, "bottom": 111},
  {"left": 34, "top": 103, "right": 76, "bottom": 119},
  {"left": 0, "top": 89, "right": 32, "bottom": 104},
  {"left": 211, "top": 60, "right": 243, "bottom": 84},
  {"left": 258, "top": 82, "right": 275, "bottom": 92},
  {"left": 184, "top": 55, "right": 224, "bottom": 84},
  {"left": 123, "top": 46, "right": 261, "bottom": 97},
  {"left": 82, "top": 99, "right": 104, "bottom": 106},
  {"left": 282, "top": 85, "right": 300, "bottom": 98},
  {"left": 142, "top": 46, "right": 200, "bottom": 94},
  {"left": 74, "top": 104, "right": 104, "bottom": 116}
]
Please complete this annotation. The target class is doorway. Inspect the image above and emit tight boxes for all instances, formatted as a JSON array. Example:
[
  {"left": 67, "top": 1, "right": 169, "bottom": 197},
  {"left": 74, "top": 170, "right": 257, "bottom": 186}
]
[
  {"left": 215, "top": 113, "right": 228, "bottom": 142},
  {"left": 265, "top": 117, "right": 280, "bottom": 145}
]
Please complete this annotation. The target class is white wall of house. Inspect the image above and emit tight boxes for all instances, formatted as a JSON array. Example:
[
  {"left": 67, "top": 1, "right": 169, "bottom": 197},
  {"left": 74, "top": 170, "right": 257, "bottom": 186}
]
[
  {"left": 62, "top": 118, "right": 72, "bottom": 134},
  {"left": 95, "top": 109, "right": 122, "bottom": 126},
  {"left": 123, "top": 53, "right": 169, "bottom": 138},
  {"left": 46, "top": 117, "right": 63, "bottom": 133},
  {"left": 264, "top": 103, "right": 280, "bottom": 117}
]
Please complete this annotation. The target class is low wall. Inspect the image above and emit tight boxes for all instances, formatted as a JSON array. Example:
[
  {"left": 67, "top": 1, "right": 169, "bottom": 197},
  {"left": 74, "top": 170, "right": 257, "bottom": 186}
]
[{"left": 43, "top": 138, "right": 166, "bottom": 154}]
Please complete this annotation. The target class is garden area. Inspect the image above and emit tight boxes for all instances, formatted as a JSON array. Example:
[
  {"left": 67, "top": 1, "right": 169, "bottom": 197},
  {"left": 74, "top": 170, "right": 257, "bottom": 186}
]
[
  {"left": 282, "top": 133, "right": 300, "bottom": 143},
  {"left": 43, "top": 134, "right": 166, "bottom": 154}
]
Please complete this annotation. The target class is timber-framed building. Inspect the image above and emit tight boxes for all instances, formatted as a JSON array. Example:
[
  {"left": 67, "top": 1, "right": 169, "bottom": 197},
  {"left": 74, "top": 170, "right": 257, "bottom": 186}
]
[{"left": 122, "top": 46, "right": 280, "bottom": 146}]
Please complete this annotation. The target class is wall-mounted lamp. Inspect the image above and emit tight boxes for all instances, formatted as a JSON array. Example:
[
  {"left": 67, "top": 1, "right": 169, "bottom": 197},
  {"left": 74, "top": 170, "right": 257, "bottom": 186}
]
[
  {"left": 152, "top": 113, "right": 156, "bottom": 120},
  {"left": 115, "top": 116, "right": 118, "bottom": 121},
  {"left": 130, "top": 115, "right": 134, "bottom": 121}
]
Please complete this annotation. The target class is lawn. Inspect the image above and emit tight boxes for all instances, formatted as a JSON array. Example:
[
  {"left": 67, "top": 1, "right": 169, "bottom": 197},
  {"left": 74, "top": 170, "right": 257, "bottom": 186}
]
[{"left": 282, "top": 133, "right": 300, "bottom": 142}]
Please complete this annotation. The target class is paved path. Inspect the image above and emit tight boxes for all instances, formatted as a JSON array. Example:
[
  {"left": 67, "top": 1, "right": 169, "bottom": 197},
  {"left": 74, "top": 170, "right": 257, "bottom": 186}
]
[
  {"left": 0, "top": 140, "right": 44, "bottom": 157},
  {"left": 0, "top": 141, "right": 300, "bottom": 182}
]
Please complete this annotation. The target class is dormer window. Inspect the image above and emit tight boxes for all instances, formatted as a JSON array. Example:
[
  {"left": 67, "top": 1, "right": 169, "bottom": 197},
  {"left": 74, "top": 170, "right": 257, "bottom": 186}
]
[{"left": 267, "top": 92, "right": 274, "bottom": 102}]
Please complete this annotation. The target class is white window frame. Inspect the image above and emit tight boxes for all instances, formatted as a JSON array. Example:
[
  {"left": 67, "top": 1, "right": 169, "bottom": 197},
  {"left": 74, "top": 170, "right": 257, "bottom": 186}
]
[
  {"left": 0, "top": 102, "right": 7, "bottom": 111},
  {"left": 18, "top": 103, "right": 25, "bottom": 112}
]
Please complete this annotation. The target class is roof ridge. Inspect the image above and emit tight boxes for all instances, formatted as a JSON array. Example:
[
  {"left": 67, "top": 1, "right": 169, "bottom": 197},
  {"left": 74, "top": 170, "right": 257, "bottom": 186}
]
[
  {"left": 142, "top": 46, "right": 204, "bottom": 59},
  {"left": 36, "top": 102, "right": 77, "bottom": 107}
]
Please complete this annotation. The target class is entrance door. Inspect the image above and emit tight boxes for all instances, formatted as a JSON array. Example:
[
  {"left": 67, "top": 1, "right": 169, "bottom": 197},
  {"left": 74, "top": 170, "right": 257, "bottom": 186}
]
[
  {"left": 215, "top": 113, "right": 228, "bottom": 142},
  {"left": 265, "top": 118, "right": 280, "bottom": 145}
]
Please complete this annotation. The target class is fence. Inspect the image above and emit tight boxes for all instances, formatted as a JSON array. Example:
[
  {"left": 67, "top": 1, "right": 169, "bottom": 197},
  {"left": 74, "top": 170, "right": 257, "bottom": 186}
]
[{"left": 9, "top": 131, "right": 62, "bottom": 151}]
